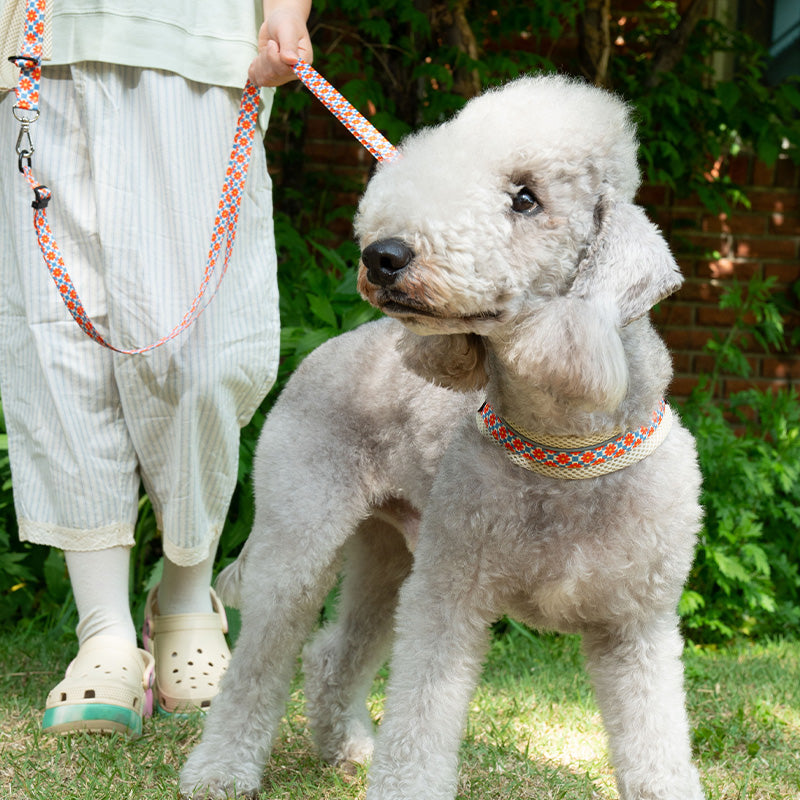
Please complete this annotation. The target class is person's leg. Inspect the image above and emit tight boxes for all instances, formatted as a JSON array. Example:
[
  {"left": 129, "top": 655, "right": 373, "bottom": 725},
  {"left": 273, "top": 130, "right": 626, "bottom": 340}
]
[
  {"left": 142, "top": 552, "right": 231, "bottom": 714},
  {"left": 92, "top": 65, "right": 279, "bottom": 568},
  {"left": 41, "top": 547, "right": 153, "bottom": 736},
  {"left": 0, "top": 68, "right": 149, "bottom": 735},
  {"left": 158, "top": 553, "right": 215, "bottom": 615},
  {"left": 77, "top": 64, "right": 279, "bottom": 711},
  {"left": 66, "top": 547, "right": 136, "bottom": 645},
  {"left": 0, "top": 66, "right": 140, "bottom": 552}
]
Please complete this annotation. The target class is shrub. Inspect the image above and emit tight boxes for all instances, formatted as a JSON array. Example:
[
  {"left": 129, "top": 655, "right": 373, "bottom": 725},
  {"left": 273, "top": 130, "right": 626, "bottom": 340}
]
[{"left": 678, "top": 276, "right": 800, "bottom": 641}]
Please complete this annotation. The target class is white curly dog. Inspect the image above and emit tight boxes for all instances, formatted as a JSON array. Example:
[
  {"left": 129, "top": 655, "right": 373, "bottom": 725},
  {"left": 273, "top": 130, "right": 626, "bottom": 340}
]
[{"left": 180, "top": 74, "right": 705, "bottom": 800}]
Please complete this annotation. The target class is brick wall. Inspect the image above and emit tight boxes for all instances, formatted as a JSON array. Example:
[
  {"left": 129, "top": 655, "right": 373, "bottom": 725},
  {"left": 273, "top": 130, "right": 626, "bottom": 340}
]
[{"left": 641, "top": 154, "right": 800, "bottom": 400}]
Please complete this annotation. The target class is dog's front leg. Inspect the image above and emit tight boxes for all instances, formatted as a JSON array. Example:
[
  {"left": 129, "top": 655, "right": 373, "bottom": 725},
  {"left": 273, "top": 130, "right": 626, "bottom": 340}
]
[
  {"left": 366, "top": 552, "right": 493, "bottom": 800},
  {"left": 582, "top": 614, "right": 705, "bottom": 800},
  {"left": 179, "top": 529, "right": 343, "bottom": 799}
]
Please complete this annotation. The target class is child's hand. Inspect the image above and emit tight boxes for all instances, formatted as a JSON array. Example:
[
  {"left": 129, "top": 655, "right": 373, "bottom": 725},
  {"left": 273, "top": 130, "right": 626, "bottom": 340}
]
[{"left": 248, "top": 4, "right": 313, "bottom": 87}]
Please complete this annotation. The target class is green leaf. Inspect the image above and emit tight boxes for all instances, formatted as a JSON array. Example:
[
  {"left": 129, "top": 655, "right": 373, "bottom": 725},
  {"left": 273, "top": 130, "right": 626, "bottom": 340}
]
[
  {"left": 307, "top": 294, "right": 338, "bottom": 328},
  {"left": 712, "top": 550, "right": 750, "bottom": 583},
  {"left": 716, "top": 81, "right": 741, "bottom": 112}
]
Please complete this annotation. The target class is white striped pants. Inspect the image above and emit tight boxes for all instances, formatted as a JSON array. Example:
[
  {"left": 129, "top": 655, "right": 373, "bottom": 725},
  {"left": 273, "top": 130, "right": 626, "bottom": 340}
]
[{"left": 0, "top": 64, "right": 279, "bottom": 565}]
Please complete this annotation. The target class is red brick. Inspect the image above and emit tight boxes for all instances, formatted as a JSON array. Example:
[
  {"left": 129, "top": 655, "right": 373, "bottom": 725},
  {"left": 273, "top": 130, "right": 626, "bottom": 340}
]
[
  {"left": 751, "top": 159, "right": 776, "bottom": 187},
  {"left": 774, "top": 157, "right": 799, "bottom": 189},
  {"left": 762, "top": 357, "right": 800, "bottom": 380},
  {"left": 665, "top": 328, "right": 716, "bottom": 351},
  {"left": 748, "top": 190, "right": 800, "bottom": 213},
  {"left": 693, "top": 354, "right": 717, "bottom": 374},
  {"left": 681, "top": 233, "right": 729, "bottom": 253},
  {"left": 674, "top": 278, "right": 723, "bottom": 302},
  {"left": 652, "top": 302, "right": 694, "bottom": 326},
  {"left": 702, "top": 213, "right": 768, "bottom": 236},
  {"left": 670, "top": 280, "right": 703, "bottom": 300},
  {"left": 674, "top": 257, "right": 699, "bottom": 277},
  {"left": 768, "top": 212, "right": 800, "bottom": 236},
  {"left": 651, "top": 210, "right": 674, "bottom": 231},
  {"left": 668, "top": 375, "right": 701, "bottom": 398},
  {"left": 694, "top": 261, "right": 762, "bottom": 282},
  {"left": 733, "top": 237, "right": 797, "bottom": 260},
  {"left": 728, "top": 154, "right": 752, "bottom": 185},
  {"left": 696, "top": 306, "right": 740, "bottom": 327},
  {"left": 637, "top": 184, "right": 670, "bottom": 206},
  {"left": 664, "top": 211, "right": 703, "bottom": 235},
  {"left": 764, "top": 261, "right": 800, "bottom": 284},
  {"left": 671, "top": 352, "right": 693, "bottom": 373},
  {"left": 723, "top": 377, "right": 791, "bottom": 394},
  {"left": 672, "top": 192, "right": 707, "bottom": 209}
]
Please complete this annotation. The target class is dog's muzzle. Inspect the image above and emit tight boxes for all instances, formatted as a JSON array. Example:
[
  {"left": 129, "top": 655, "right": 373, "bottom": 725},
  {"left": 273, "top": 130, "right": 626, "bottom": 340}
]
[{"left": 361, "top": 238, "right": 414, "bottom": 287}]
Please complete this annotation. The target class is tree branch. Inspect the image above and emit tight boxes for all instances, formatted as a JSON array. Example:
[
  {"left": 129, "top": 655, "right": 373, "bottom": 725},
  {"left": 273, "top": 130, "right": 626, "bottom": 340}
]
[
  {"left": 578, "top": 0, "right": 612, "bottom": 87},
  {"left": 647, "top": 0, "right": 710, "bottom": 87}
]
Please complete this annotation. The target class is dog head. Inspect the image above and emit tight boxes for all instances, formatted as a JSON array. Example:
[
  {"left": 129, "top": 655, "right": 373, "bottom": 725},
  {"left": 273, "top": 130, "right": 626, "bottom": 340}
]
[{"left": 354, "top": 75, "right": 682, "bottom": 399}]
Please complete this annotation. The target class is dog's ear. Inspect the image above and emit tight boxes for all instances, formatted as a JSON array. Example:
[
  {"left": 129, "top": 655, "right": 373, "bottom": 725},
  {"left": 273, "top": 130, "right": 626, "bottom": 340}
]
[
  {"left": 570, "top": 199, "right": 683, "bottom": 325},
  {"left": 398, "top": 329, "right": 488, "bottom": 392}
]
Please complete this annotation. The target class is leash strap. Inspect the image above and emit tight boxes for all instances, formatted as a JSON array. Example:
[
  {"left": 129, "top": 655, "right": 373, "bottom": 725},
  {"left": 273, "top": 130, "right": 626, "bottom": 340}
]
[
  {"left": 8, "top": 0, "right": 43, "bottom": 117},
  {"left": 292, "top": 60, "right": 398, "bottom": 163},
  {"left": 15, "top": 81, "right": 260, "bottom": 353},
  {"left": 25, "top": 85, "right": 260, "bottom": 353}
]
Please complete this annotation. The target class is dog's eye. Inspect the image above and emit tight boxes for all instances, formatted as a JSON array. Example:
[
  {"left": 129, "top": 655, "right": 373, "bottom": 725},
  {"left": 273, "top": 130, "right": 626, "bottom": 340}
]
[{"left": 511, "top": 188, "right": 541, "bottom": 215}]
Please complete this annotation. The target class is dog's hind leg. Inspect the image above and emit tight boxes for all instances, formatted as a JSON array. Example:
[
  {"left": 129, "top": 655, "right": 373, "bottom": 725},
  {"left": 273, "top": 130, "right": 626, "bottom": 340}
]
[
  {"left": 302, "top": 513, "right": 414, "bottom": 767},
  {"left": 365, "top": 550, "right": 495, "bottom": 800},
  {"left": 582, "top": 615, "right": 705, "bottom": 800}
]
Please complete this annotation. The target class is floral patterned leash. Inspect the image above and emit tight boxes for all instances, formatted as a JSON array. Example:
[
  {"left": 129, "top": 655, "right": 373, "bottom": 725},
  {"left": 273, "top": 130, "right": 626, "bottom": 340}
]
[
  {"left": 9, "top": 0, "right": 396, "bottom": 353},
  {"left": 292, "top": 60, "right": 398, "bottom": 162}
]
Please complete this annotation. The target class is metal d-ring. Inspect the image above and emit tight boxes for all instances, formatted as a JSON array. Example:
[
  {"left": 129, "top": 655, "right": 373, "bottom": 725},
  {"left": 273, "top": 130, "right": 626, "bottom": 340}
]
[{"left": 12, "top": 105, "right": 40, "bottom": 125}]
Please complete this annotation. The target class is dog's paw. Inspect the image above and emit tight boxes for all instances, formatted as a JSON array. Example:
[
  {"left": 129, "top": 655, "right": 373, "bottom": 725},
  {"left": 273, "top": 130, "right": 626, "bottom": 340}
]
[
  {"left": 313, "top": 719, "right": 375, "bottom": 767},
  {"left": 329, "top": 733, "right": 374, "bottom": 767},
  {"left": 179, "top": 748, "right": 261, "bottom": 800},
  {"left": 179, "top": 774, "right": 260, "bottom": 800}
]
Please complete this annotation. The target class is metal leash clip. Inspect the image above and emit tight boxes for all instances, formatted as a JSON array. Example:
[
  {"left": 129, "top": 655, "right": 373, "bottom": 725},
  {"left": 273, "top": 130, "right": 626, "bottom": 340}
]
[{"left": 15, "top": 120, "right": 35, "bottom": 173}]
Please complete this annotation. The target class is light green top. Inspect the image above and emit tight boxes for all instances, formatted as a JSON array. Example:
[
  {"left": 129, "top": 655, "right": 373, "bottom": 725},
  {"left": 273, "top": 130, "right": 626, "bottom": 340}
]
[{"left": 49, "top": 0, "right": 267, "bottom": 90}]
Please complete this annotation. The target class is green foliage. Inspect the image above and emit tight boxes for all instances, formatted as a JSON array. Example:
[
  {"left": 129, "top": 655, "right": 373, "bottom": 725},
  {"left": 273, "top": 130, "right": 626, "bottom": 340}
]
[
  {"left": 274, "top": 211, "right": 382, "bottom": 384},
  {"left": 678, "top": 277, "right": 800, "bottom": 641},
  {"left": 612, "top": 8, "right": 800, "bottom": 212}
]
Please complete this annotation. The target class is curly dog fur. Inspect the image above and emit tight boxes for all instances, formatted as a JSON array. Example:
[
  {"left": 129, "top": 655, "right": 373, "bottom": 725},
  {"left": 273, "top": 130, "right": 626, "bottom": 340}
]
[{"left": 180, "top": 74, "right": 705, "bottom": 800}]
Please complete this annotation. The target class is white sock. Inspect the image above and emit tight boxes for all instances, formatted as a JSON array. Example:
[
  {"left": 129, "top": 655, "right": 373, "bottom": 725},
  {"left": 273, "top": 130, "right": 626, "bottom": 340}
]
[
  {"left": 157, "top": 553, "right": 214, "bottom": 615},
  {"left": 65, "top": 546, "right": 137, "bottom": 647}
]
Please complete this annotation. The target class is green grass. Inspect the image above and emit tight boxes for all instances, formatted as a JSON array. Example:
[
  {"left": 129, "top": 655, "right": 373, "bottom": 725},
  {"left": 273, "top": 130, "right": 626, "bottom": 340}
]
[{"left": 1, "top": 625, "right": 799, "bottom": 799}]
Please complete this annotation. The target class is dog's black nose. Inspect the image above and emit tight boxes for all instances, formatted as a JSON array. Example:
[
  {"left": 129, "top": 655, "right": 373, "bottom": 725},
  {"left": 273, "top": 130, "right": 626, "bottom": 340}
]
[{"left": 361, "top": 238, "right": 414, "bottom": 287}]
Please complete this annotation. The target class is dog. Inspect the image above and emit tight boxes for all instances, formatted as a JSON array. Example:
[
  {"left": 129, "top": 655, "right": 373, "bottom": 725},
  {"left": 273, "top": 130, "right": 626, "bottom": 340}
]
[{"left": 180, "top": 74, "right": 705, "bottom": 800}]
